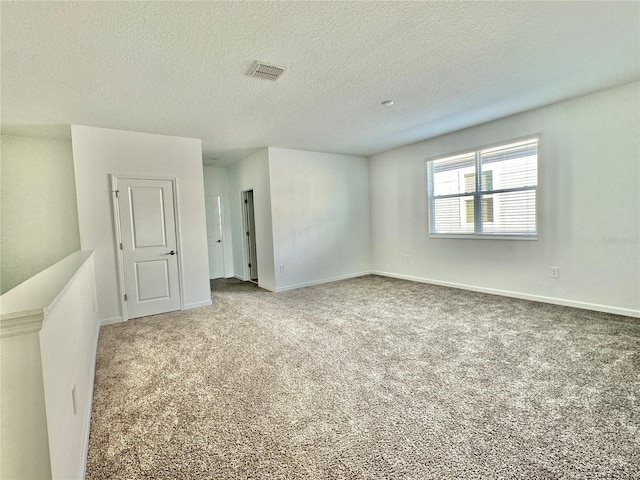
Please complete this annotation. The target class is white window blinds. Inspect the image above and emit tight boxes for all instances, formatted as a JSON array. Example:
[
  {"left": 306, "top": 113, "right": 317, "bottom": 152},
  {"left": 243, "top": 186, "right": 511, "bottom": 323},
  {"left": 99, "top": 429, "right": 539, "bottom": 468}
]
[{"left": 427, "top": 137, "right": 538, "bottom": 238}]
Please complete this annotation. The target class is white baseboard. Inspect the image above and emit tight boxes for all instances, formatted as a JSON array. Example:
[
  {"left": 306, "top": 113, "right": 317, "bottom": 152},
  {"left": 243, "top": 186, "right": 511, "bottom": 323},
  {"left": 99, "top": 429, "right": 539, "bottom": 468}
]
[
  {"left": 184, "top": 300, "right": 212, "bottom": 310},
  {"left": 372, "top": 271, "right": 640, "bottom": 318},
  {"left": 275, "top": 271, "right": 373, "bottom": 293},
  {"left": 99, "top": 316, "right": 124, "bottom": 326},
  {"left": 100, "top": 301, "right": 213, "bottom": 325}
]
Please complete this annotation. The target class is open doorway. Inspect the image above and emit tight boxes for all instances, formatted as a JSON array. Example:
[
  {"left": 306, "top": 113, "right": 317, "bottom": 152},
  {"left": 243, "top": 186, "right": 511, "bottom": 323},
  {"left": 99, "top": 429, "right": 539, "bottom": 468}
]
[{"left": 242, "top": 190, "right": 258, "bottom": 283}]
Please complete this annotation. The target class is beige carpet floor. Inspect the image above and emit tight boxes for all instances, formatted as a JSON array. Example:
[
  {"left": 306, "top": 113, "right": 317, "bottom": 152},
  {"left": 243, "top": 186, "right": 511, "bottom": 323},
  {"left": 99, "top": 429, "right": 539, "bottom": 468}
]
[{"left": 86, "top": 275, "right": 639, "bottom": 479}]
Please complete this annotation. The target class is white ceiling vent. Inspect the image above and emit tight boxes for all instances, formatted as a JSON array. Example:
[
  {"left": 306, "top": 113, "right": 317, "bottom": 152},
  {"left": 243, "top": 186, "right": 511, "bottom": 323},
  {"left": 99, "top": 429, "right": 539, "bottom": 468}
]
[{"left": 247, "top": 61, "right": 286, "bottom": 81}]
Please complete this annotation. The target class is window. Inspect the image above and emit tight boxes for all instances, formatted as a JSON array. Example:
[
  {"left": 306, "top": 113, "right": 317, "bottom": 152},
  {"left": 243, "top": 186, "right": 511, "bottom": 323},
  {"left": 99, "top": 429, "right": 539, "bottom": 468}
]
[{"left": 426, "top": 137, "right": 538, "bottom": 238}]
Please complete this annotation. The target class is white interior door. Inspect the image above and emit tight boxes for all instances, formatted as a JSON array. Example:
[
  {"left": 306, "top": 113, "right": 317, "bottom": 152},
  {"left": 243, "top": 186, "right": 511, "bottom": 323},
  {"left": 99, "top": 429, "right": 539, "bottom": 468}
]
[
  {"left": 205, "top": 194, "right": 225, "bottom": 279},
  {"left": 116, "top": 177, "right": 181, "bottom": 319}
]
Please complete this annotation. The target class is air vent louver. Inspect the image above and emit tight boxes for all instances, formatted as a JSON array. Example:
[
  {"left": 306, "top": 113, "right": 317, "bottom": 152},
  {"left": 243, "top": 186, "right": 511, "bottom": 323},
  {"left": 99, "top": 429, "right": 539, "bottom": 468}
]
[{"left": 247, "top": 61, "right": 286, "bottom": 81}]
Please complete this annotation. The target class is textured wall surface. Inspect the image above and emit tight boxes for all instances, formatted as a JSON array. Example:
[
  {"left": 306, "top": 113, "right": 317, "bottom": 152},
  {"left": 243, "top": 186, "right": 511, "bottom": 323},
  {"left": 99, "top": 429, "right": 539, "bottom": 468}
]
[
  {"left": 71, "top": 125, "right": 211, "bottom": 323},
  {"left": 0, "top": 134, "right": 80, "bottom": 293},
  {"left": 370, "top": 82, "right": 640, "bottom": 316},
  {"left": 268, "top": 147, "right": 371, "bottom": 291},
  {"left": 227, "top": 149, "right": 276, "bottom": 291}
]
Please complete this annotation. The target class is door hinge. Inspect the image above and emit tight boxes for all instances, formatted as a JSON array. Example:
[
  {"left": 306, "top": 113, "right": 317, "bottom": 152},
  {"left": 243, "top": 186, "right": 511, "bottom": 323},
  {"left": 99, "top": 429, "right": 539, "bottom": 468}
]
[
  {"left": 244, "top": 199, "right": 248, "bottom": 204},
  {"left": 248, "top": 263, "right": 251, "bottom": 268},
  {"left": 119, "top": 243, "right": 123, "bottom": 250},
  {"left": 246, "top": 231, "right": 250, "bottom": 236},
  {"left": 114, "top": 190, "right": 119, "bottom": 198},
  {"left": 124, "top": 294, "right": 128, "bottom": 301}
]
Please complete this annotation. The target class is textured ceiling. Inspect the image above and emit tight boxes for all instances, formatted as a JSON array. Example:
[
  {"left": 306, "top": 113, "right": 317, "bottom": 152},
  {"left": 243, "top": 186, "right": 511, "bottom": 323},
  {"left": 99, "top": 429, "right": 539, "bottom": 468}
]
[{"left": 1, "top": 1, "right": 639, "bottom": 165}]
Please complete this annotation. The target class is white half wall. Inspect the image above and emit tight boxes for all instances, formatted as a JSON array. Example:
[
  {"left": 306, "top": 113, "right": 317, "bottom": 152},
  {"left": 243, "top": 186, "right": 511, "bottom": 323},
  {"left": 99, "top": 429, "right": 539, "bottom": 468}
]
[
  {"left": 268, "top": 147, "right": 371, "bottom": 291},
  {"left": 227, "top": 148, "right": 276, "bottom": 291},
  {"left": 71, "top": 126, "right": 211, "bottom": 323},
  {"left": 203, "top": 165, "right": 234, "bottom": 278},
  {"left": 0, "top": 250, "right": 99, "bottom": 480},
  {"left": 39, "top": 252, "right": 99, "bottom": 479},
  {"left": 370, "top": 82, "right": 640, "bottom": 316},
  {"left": 0, "top": 331, "right": 50, "bottom": 479}
]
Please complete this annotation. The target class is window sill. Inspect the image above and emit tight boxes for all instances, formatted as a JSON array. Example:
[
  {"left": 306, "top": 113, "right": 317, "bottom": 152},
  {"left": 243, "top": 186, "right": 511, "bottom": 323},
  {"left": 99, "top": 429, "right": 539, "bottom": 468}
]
[{"left": 429, "top": 234, "right": 538, "bottom": 241}]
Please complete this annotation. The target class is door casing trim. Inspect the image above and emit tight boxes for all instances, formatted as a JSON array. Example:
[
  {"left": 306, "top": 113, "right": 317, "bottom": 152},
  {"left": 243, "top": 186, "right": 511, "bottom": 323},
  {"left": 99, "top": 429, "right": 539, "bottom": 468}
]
[
  {"left": 240, "top": 188, "right": 258, "bottom": 284},
  {"left": 109, "top": 174, "right": 184, "bottom": 322}
]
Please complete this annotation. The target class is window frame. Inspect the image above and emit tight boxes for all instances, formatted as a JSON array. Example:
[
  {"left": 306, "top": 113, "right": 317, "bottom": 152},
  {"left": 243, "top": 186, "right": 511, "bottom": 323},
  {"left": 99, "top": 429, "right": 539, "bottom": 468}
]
[{"left": 426, "top": 135, "right": 539, "bottom": 241}]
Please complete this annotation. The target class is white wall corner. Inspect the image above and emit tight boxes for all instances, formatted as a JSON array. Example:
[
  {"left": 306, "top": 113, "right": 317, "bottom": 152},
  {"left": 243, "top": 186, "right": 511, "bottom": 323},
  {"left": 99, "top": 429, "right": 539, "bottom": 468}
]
[
  {"left": 100, "top": 316, "right": 125, "bottom": 327},
  {"left": 275, "top": 271, "right": 373, "bottom": 293},
  {"left": 183, "top": 300, "right": 213, "bottom": 310}
]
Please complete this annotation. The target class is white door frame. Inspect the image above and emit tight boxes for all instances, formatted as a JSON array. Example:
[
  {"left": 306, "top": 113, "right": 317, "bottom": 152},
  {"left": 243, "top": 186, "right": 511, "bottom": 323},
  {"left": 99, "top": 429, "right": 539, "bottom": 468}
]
[
  {"left": 240, "top": 189, "right": 249, "bottom": 282},
  {"left": 110, "top": 174, "right": 184, "bottom": 321},
  {"left": 240, "top": 189, "right": 258, "bottom": 283}
]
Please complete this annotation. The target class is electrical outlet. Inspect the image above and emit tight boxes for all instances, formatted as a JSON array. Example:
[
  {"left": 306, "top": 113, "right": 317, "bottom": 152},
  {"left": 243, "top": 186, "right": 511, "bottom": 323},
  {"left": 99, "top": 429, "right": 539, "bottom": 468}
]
[
  {"left": 550, "top": 267, "right": 559, "bottom": 279},
  {"left": 279, "top": 264, "right": 285, "bottom": 273},
  {"left": 404, "top": 255, "right": 410, "bottom": 263}
]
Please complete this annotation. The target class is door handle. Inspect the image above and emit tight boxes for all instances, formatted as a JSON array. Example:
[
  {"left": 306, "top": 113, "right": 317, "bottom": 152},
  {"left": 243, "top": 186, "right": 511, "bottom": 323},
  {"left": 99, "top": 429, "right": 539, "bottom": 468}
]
[{"left": 168, "top": 250, "right": 176, "bottom": 255}]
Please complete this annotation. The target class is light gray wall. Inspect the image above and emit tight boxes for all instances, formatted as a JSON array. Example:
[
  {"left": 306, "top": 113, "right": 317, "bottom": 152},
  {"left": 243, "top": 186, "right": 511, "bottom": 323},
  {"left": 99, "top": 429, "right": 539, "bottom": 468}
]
[
  {"left": 268, "top": 147, "right": 371, "bottom": 291},
  {"left": 71, "top": 125, "right": 211, "bottom": 323},
  {"left": 0, "top": 134, "right": 80, "bottom": 294},
  {"left": 227, "top": 148, "right": 276, "bottom": 291},
  {"left": 369, "top": 82, "right": 640, "bottom": 316}
]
